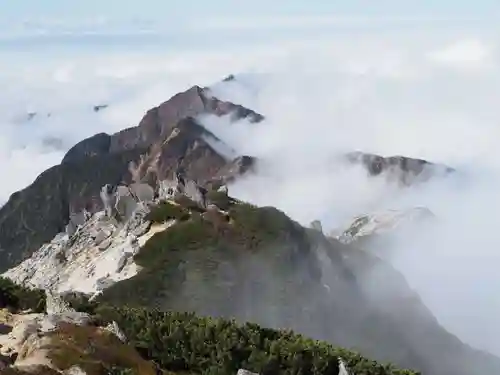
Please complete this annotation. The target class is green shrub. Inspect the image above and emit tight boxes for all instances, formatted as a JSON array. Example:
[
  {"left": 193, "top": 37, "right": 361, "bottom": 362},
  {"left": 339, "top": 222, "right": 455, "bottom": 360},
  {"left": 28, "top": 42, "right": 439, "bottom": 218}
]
[
  {"left": 95, "top": 305, "right": 418, "bottom": 375},
  {"left": 206, "top": 191, "right": 231, "bottom": 211},
  {"left": 61, "top": 291, "right": 100, "bottom": 315},
  {"left": 0, "top": 277, "right": 46, "bottom": 313},
  {"left": 228, "top": 204, "right": 308, "bottom": 251},
  {"left": 174, "top": 195, "right": 206, "bottom": 213},
  {"left": 146, "top": 201, "right": 190, "bottom": 223}
]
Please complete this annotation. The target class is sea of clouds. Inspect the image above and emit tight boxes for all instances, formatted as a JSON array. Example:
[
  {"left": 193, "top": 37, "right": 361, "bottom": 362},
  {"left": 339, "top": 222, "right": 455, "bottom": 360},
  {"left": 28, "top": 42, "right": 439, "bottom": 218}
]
[{"left": 1, "top": 15, "right": 500, "bottom": 356}]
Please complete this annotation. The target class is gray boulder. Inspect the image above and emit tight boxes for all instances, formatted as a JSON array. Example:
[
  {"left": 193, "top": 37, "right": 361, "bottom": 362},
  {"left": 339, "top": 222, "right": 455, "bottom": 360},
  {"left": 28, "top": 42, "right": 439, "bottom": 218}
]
[
  {"left": 310, "top": 220, "right": 323, "bottom": 233},
  {"left": 158, "top": 179, "right": 177, "bottom": 200},
  {"left": 237, "top": 370, "right": 258, "bottom": 375},
  {"left": 100, "top": 184, "right": 118, "bottom": 218},
  {"left": 129, "top": 182, "right": 155, "bottom": 202}
]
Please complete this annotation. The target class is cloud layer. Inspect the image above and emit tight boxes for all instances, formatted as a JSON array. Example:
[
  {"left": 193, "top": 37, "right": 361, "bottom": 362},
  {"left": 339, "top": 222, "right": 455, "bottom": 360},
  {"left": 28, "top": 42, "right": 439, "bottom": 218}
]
[{"left": 2, "top": 19, "right": 500, "bottom": 357}]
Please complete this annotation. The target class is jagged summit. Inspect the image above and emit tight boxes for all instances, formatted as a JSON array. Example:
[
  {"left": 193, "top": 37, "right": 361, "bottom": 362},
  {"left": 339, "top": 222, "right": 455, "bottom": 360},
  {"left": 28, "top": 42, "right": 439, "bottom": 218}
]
[
  {"left": 62, "top": 85, "right": 264, "bottom": 165},
  {"left": 345, "top": 151, "right": 455, "bottom": 185},
  {"left": 0, "top": 87, "right": 262, "bottom": 273}
]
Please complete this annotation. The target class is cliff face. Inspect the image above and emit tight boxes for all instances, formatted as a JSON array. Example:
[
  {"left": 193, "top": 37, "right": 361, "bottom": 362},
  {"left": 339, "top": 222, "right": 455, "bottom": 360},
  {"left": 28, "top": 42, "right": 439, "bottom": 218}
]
[
  {"left": 344, "top": 151, "right": 455, "bottom": 185},
  {"left": 0, "top": 86, "right": 264, "bottom": 273}
]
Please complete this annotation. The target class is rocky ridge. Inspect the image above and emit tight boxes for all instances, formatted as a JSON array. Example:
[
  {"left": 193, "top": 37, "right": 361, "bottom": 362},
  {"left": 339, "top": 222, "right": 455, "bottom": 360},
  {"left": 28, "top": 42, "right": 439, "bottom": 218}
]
[
  {"left": 344, "top": 151, "right": 455, "bottom": 186},
  {"left": 2, "top": 165, "right": 218, "bottom": 298}
]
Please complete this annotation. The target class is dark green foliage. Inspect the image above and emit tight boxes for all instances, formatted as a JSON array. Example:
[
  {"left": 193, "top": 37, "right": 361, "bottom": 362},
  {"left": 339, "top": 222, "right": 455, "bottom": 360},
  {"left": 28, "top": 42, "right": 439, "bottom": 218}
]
[
  {"left": 206, "top": 191, "right": 231, "bottom": 211},
  {"left": 146, "top": 202, "right": 191, "bottom": 223},
  {"left": 174, "top": 195, "right": 206, "bottom": 213},
  {"left": 61, "top": 291, "right": 100, "bottom": 315},
  {"left": 95, "top": 305, "right": 418, "bottom": 375},
  {"left": 0, "top": 277, "right": 46, "bottom": 313},
  {"left": 228, "top": 204, "right": 308, "bottom": 251}
]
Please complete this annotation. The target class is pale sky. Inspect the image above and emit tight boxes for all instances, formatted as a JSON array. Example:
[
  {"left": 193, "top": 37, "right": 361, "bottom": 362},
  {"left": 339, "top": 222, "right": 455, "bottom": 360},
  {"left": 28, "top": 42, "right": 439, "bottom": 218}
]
[{"left": 3, "top": 0, "right": 500, "bottom": 29}]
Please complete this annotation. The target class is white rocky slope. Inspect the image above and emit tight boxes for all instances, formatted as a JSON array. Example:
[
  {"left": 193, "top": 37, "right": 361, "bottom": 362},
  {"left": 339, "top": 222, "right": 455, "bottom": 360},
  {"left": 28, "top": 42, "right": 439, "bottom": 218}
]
[
  {"left": 2, "top": 202, "right": 173, "bottom": 298},
  {"left": 334, "top": 207, "right": 434, "bottom": 244}
]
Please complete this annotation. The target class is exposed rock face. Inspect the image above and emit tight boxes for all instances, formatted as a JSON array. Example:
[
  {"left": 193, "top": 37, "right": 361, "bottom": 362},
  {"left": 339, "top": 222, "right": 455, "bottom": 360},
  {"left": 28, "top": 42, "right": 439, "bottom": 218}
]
[
  {"left": 108, "top": 85, "right": 263, "bottom": 153},
  {"left": 0, "top": 303, "right": 154, "bottom": 375},
  {"left": 0, "top": 86, "right": 264, "bottom": 273},
  {"left": 0, "top": 148, "right": 145, "bottom": 273},
  {"left": 213, "top": 155, "right": 257, "bottom": 184},
  {"left": 62, "top": 133, "right": 112, "bottom": 164},
  {"left": 104, "top": 321, "right": 127, "bottom": 343},
  {"left": 2, "top": 204, "right": 173, "bottom": 298},
  {"left": 334, "top": 207, "right": 435, "bottom": 245},
  {"left": 345, "top": 151, "right": 455, "bottom": 185}
]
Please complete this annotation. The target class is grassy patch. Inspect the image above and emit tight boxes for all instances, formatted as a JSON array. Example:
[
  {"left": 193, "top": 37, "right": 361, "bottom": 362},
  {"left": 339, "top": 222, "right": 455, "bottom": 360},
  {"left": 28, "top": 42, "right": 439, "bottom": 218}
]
[
  {"left": 206, "top": 191, "right": 231, "bottom": 211},
  {"left": 145, "top": 201, "right": 190, "bottom": 223}
]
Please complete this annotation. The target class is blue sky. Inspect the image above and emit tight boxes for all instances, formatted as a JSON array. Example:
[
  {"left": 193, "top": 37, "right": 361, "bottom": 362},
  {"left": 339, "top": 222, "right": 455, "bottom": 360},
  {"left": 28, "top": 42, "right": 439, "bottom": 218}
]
[
  {"left": 3, "top": 0, "right": 500, "bottom": 22},
  {"left": 2, "top": 0, "right": 498, "bottom": 46}
]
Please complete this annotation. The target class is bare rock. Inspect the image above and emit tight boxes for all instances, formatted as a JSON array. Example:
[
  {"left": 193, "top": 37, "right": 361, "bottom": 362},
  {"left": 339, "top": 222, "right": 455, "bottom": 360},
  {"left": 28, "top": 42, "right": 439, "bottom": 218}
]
[
  {"left": 114, "top": 187, "right": 138, "bottom": 223},
  {"left": 98, "top": 238, "right": 112, "bottom": 251},
  {"left": 93, "top": 230, "right": 110, "bottom": 246},
  {"left": 335, "top": 207, "right": 434, "bottom": 244},
  {"left": 345, "top": 151, "right": 454, "bottom": 185},
  {"left": 115, "top": 253, "right": 130, "bottom": 274},
  {"left": 310, "top": 220, "right": 323, "bottom": 233},
  {"left": 45, "top": 290, "right": 73, "bottom": 315},
  {"left": 104, "top": 321, "right": 127, "bottom": 343},
  {"left": 61, "top": 132, "right": 111, "bottom": 164},
  {"left": 65, "top": 366, "right": 88, "bottom": 375},
  {"left": 128, "top": 182, "right": 155, "bottom": 203},
  {"left": 95, "top": 277, "right": 115, "bottom": 291},
  {"left": 131, "top": 221, "right": 151, "bottom": 237},
  {"left": 339, "top": 358, "right": 350, "bottom": 375},
  {"left": 237, "top": 369, "right": 259, "bottom": 375}
]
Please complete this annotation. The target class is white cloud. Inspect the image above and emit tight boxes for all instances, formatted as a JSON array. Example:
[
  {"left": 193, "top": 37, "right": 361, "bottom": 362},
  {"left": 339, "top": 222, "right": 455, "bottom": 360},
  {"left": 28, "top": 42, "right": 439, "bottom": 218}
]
[
  {"left": 427, "top": 37, "right": 496, "bottom": 70},
  {"left": 2, "top": 20, "right": 500, "bottom": 359},
  {"left": 200, "top": 34, "right": 500, "bottom": 357}
]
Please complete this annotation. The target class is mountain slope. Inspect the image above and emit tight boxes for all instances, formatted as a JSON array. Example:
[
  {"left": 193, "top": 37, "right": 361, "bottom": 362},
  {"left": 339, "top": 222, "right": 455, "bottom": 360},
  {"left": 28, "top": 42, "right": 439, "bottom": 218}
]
[
  {"left": 26, "top": 194, "right": 490, "bottom": 375},
  {"left": 0, "top": 278, "right": 415, "bottom": 375}
]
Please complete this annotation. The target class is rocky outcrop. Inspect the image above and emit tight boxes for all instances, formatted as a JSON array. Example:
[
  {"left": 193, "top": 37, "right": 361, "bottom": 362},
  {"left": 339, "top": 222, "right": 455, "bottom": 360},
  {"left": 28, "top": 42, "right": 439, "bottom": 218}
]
[
  {"left": 0, "top": 300, "right": 154, "bottom": 375},
  {"left": 2, "top": 175, "right": 218, "bottom": 298},
  {"left": 334, "top": 207, "right": 435, "bottom": 245},
  {"left": 345, "top": 151, "right": 455, "bottom": 185},
  {"left": 2, "top": 199, "right": 172, "bottom": 298}
]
